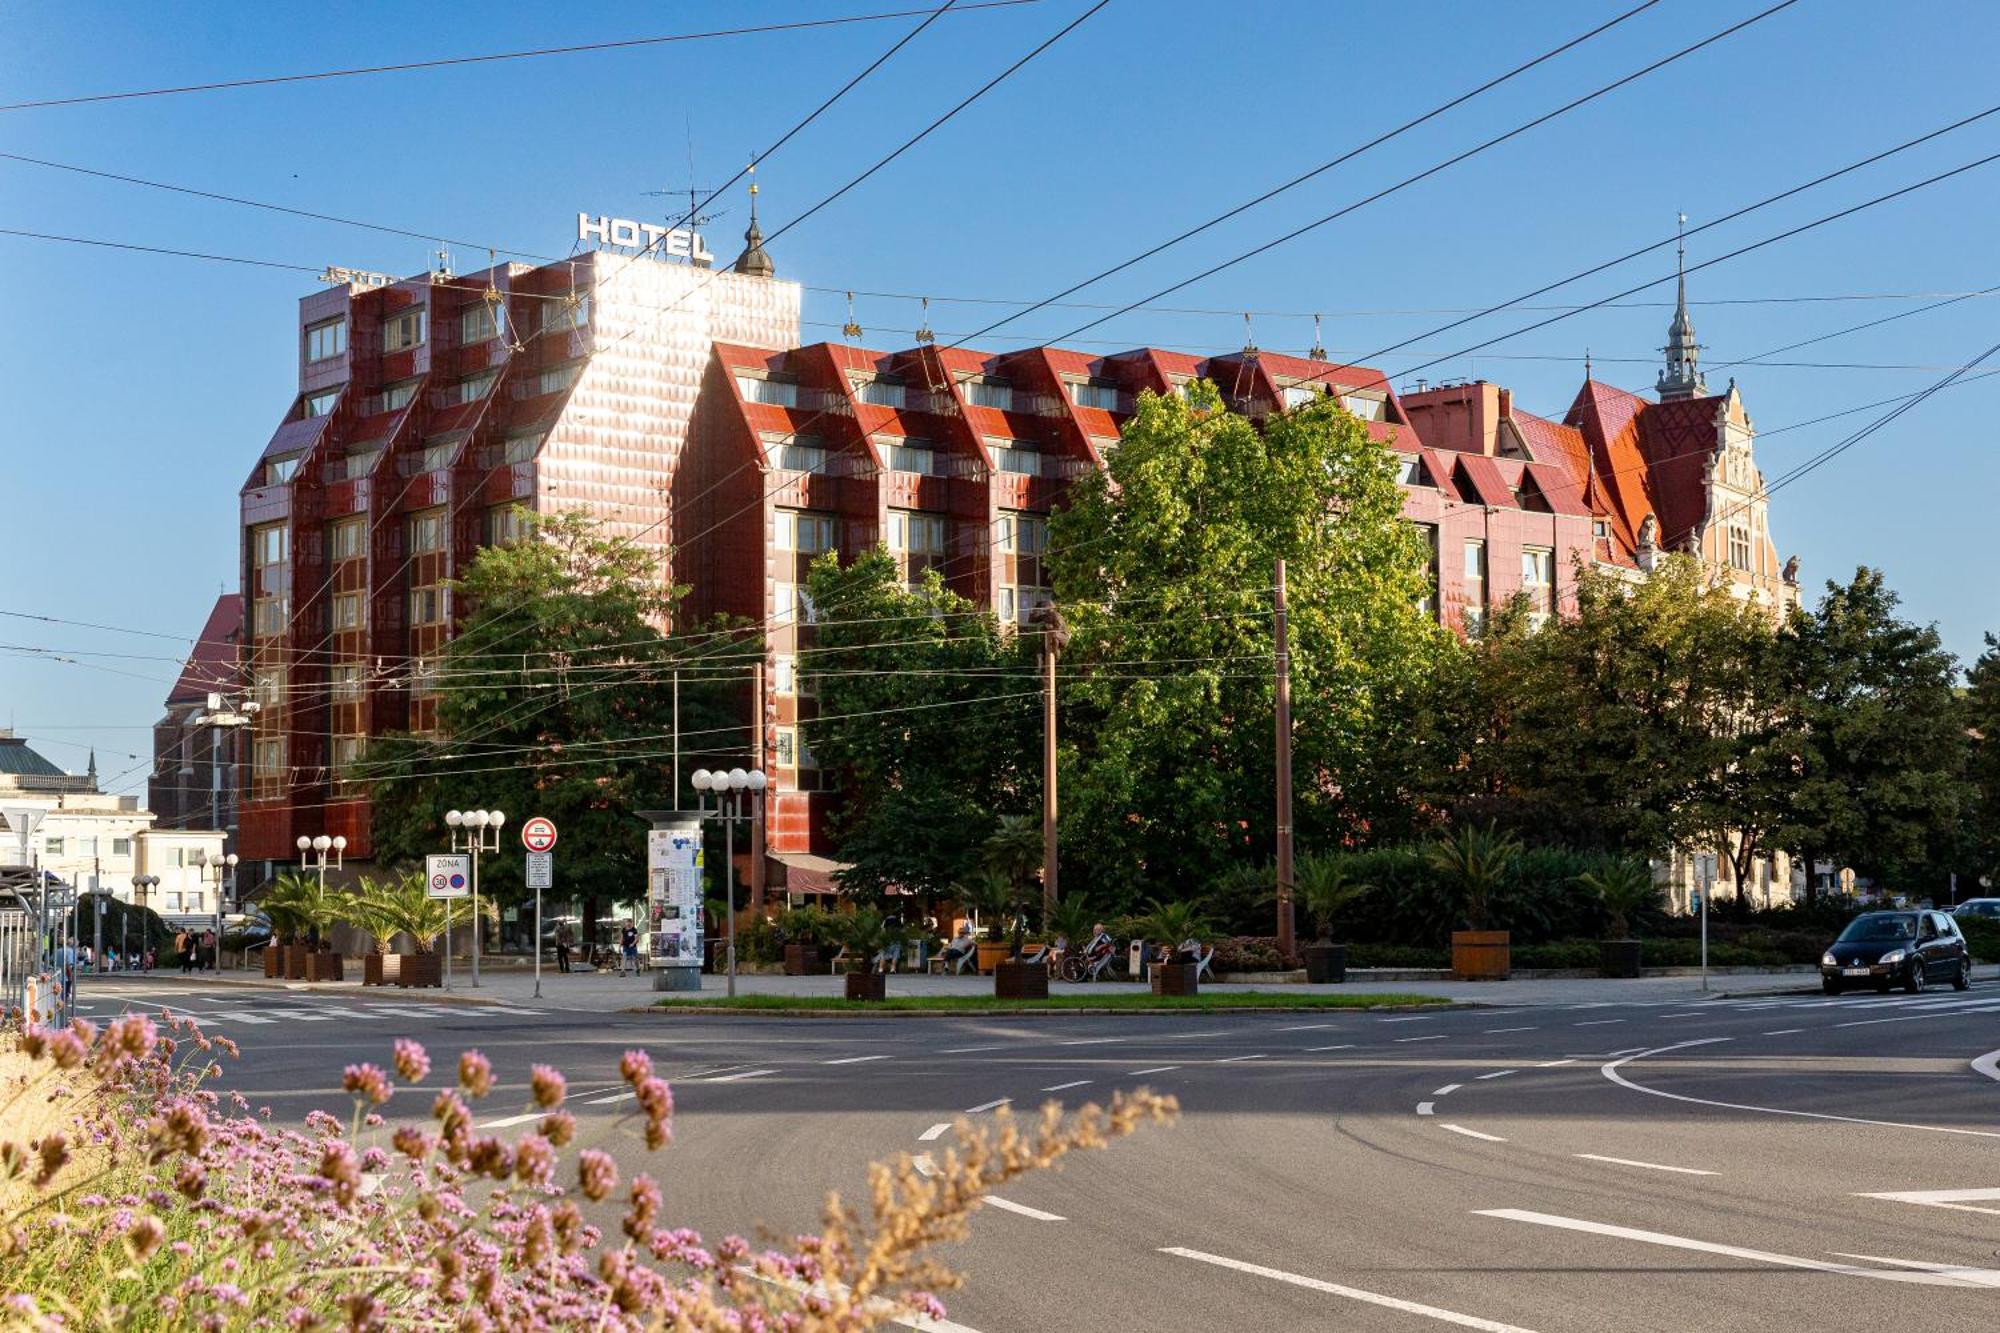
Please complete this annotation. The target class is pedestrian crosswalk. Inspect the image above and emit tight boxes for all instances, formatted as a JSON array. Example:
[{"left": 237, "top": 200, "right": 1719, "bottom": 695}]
[{"left": 78, "top": 999, "right": 547, "bottom": 1025}]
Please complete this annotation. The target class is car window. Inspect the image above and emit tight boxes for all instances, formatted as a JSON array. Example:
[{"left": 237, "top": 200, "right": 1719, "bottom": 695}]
[{"left": 1837, "top": 914, "right": 1917, "bottom": 942}]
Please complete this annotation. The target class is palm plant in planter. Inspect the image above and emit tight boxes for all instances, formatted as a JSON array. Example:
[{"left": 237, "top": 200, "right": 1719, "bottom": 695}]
[
  {"left": 1135, "top": 898, "right": 1212, "bottom": 996},
  {"left": 365, "top": 872, "right": 493, "bottom": 988},
  {"left": 1296, "top": 855, "right": 1368, "bottom": 983},
  {"left": 257, "top": 891, "right": 305, "bottom": 978},
  {"left": 1426, "top": 823, "right": 1521, "bottom": 980},
  {"left": 262, "top": 873, "right": 325, "bottom": 980},
  {"left": 981, "top": 814, "right": 1047, "bottom": 997},
  {"left": 956, "top": 866, "right": 1017, "bottom": 976},
  {"left": 1579, "top": 858, "right": 1658, "bottom": 978},
  {"left": 340, "top": 877, "right": 405, "bottom": 986},
  {"left": 838, "top": 908, "right": 889, "bottom": 1001},
  {"left": 778, "top": 906, "right": 834, "bottom": 976}
]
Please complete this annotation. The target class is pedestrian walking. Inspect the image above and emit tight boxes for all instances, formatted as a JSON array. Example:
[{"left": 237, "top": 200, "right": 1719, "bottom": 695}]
[
  {"left": 555, "top": 922, "right": 574, "bottom": 974},
  {"left": 176, "top": 930, "right": 191, "bottom": 974},
  {"left": 199, "top": 929, "right": 216, "bottom": 972},
  {"left": 620, "top": 924, "right": 639, "bottom": 976}
]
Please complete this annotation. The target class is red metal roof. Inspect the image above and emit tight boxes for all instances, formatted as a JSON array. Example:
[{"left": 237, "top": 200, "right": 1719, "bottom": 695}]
[{"left": 166, "top": 595, "right": 243, "bottom": 706}]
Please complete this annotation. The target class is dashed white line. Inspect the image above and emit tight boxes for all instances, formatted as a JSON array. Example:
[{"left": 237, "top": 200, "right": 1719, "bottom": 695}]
[
  {"left": 941, "top": 1045, "right": 1002, "bottom": 1054},
  {"left": 1656, "top": 1011, "right": 1706, "bottom": 1019},
  {"left": 912, "top": 1154, "right": 937, "bottom": 1178},
  {"left": 1126, "top": 1065, "right": 1180, "bottom": 1075},
  {"left": 1485, "top": 1026, "right": 1536, "bottom": 1033},
  {"left": 1573, "top": 1019, "right": 1625, "bottom": 1027},
  {"left": 705, "top": 1069, "right": 776, "bottom": 1083},
  {"left": 1416, "top": 1101, "right": 1436, "bottom": 1116},
  {"left": 918, "top": 1123, "right": 951, "bottom": 1142},
  {"left": 1040, "top": 1079, "right": 1093, "bottom": 1092},
  {"left": 1606, "top": 1047, "right": 1649, "bottom": 1058},
  {"left": 583, "top": 1091, "right": 637, "bottom": 1106},
  {"left": 1161, "top": 1248, "right": 1541, "bottom": 1331},
  {"left": 1574, "top": 1153, "right": 1717, "bottom": 1177},
  {"left": 1306, "top": 1044, "right": 1356, "bottom": 1052},
  {"left": 1475, "top": 1070, "right": 1516, "bottom": 1080},
  {"left": 1442, "top": 1124, "right": 1508, "bottom": 1143},
  {"left": 983, "top": 1196, "right": 1066, "bottom": 1222},
  {"left": 1432, "top": 1083, "right": 1463, "bottom": 1096},
  {"left": 1058, "top": 1037, "right": 1121, "bottom": 1047},
  {"left": 823, "top": 1054, "right": 891, "bottom": 1065},
  {"left": 1277, "top": 1023, "right": 1335, "bottom": 1032},
  {"left": 1216, "top": 1054, "right": 1267, "bottom": 1063},
  {"left": 1764, "top": 1028, "right": 1805, "bottom": 1035},
  {"left": 475, "top": 1111, "right": 546, "bottom": 1129},
  {"left": 1535, "top": 1059, "right": 1576, "bottom": 1068},
  {"left": 1397, "top": 1034, "right": 1447, "bottom": 1043},
  {"left": 964, "top": 1097, "right": 1012, "bottom": 1114},
  {"left": 1381, "top": 1016, "right": 1437, "bottom": 1023}
]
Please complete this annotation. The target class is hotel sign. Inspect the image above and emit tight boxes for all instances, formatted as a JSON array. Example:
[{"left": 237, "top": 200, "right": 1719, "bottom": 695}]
[{"left": 577, "top": 212, "right": 714, "bottom": 263}]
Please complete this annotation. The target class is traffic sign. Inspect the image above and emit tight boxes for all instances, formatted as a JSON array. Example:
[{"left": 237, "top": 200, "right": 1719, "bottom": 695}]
[
  {"left": 425, "top": 854, "right": 471, "bottom": 899},
  {"left": 521, "top": 816, "right": 558, "bottom": 853},
  {"left": 525, "top": 851, "right": 553, "bottom": 891}
]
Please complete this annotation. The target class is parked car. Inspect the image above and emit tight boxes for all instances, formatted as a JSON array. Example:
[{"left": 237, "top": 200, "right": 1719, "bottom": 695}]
[
  {"left": 1946, "top": 897, "right": 2000, "bottom": 920},
  {"left": 1820, "top": 910, "right": 1971, "bottom": 995}
]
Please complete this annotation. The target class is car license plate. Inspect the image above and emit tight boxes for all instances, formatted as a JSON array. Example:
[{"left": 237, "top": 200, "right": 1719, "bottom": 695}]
[{"left": 1842, "top": 967, "right": 1870, "bottom": 976}]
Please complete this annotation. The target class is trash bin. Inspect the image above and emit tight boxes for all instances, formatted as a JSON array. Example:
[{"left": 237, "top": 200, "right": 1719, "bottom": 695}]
[{"left": 1129, "top": 940, "right": 1147, "bottom": 980}]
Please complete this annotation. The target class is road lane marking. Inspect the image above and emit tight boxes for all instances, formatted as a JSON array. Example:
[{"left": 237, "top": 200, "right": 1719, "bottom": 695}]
[
  {"left": 1277, "top": 1023, "right": 1334, "bottom": 1032},
  {"left": 1976, "top": 1048, "right": 2000, "bottom": 1083},
  {"left": 704, "top": 1069, "right": 775, "bottom": 1083},
  {"left": 1306, "top": 1044, "right": 1355, "bottom": 1052},
  {"left": 1397, "top": 1035, "right": 1447, "bottom": 1043},
  {"left": 1603, "top": 1041, "right": 2000, "bottom": 1140},
  {"left": 1216, "top": 1054, "right": 1266, "bottom": 1063},
  {"left": 1763, "top": 1028, "right": 1805, "bottom": 1035},
  {"left": 739, "top": 1263, "right": 984, "bottom": 1333},
  {"left": 1161, "top": 1248, "right": 1540, "bottom": 1331},
  {"left": 1535, "top": 1059, "right": 1575, "bottom": 1068},
  {"left": 963, "top": 1097, "right": 1011, "bottom": 1114},
  {"left": 1380, "top": 1016, "right": 1436, "bottom": 1023},
  {"left": 1474, "top": 1208, "right": 1991, "bottom": 1287},
  {"left": 1656, "top": 1011, "right": 1706, "bottom": 1018},
  {"left": 918, "top": 1123, "right": 952, "bottom": 1142},
  {"left": 476, "top": 1111, "right": 546, "bottom": 1130},
  {"left": 912, "top": 1154, "right": 936, "bottom": 1178},
  {"left": 1835, "top": 1005, "right": 2000, "bottom": 1028},
  {"left": 1855, "top": 1187, "right": 2000, "bottom": 1217},
  {"left": 1606, "top": 1047, "right": 1648, "bottom": 1057},
  {"left": 584, "top": 1091, "right": 637, "bottom": 1106},
  {"left": 983, "top": 1196, "right": 1065, "bottom": 1222},
  {"left": 1127, "top": 1065, "right": 1179, "bottom": 1075},
  {"left": 1432, "top": 1084, "right": 1462, "bottom": 1096},
  {"left": 1040, "top": 1079, "right": 1093, "bottom": 1092},
  {"left": 1415, "top": 1101, "right": 1436, "bottom": 1116},
  {"left": 1058, "top": 1037, "right": 1120, "bottom": 1046},
  {"left": 1574, "top": 1154, "right": 1716, "bottom": 1176},
  {"left": 1831, "top": 1252, "right": 2000, "bottom": 1287},
  {"left": 823, "top": 1055, "right": 891, "bottom": 1065},
  {"left": 1476, "top": 1070, "right": 1516, "bottom": 1080},
  {"left": 1442, "top": 1124, "right": 1507, "bottom": 1143},
  {"left": 941, "top": 1045, "right": 1002, "bottom": 1054},
  {"left": 1573, "top": 1019, "right": 1624, "bottom": 1027},
  {"left": 1485, "top": 1026, "right": 1536, "bottom": 1033}
]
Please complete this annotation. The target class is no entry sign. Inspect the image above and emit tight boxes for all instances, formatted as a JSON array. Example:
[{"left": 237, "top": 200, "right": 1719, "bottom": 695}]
[{"left": 521, "top": 816, "right": 558, "bottom": 853}]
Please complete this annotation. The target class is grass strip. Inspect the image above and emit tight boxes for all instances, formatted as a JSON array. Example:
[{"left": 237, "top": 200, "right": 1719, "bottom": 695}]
[{"left": 650, "top": 991, "right": 1452, "bottom": 1014}]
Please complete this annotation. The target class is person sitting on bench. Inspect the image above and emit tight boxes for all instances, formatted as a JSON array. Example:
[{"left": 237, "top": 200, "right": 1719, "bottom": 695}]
[{"left": 937, "top": 926, "right": 977, "bottom": 974}]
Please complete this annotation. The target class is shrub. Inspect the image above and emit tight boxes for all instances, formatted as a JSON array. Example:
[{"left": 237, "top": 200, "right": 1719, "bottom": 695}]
[
  {"left": 1344, "top": 944, "right": 1449, "bottom": 969},
  {"left": 1209, "top": 936, "right": 1295, "bottom": 973},
  {"left": 1958, "top": 915, "right": 2000, "bottom": 962}
]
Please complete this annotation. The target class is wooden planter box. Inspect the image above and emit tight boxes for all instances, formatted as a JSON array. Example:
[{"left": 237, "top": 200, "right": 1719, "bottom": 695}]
[
  {"left": 975, "top": 942, "right": 1012, "bottom": 975},
  {"left": 1451, "top": 930, "right": 1511, "bottom": 980},
  {"left": 994, "top": 960, "right": 1049, "bottom": 1000},
  {"left": 1151, "top": 962, "right": 1200, "bottom": 997},
  {"left": 1304, "top": 943, "right": 1347, "bottom": 984},
  {"left": 306, "top": 950, "right": 344, "bottom": 983},
  {"left": 844, "top": 971, "right": 886, "bottom": 1002},
  {"left": 1599, "top": 939, "right": 1643, "bottom": 979},
  {"left": 262, "top": 946, "right": 281, "bottom": 979},
  {"left": 362, "top": 953, "right": 403, "bottom": 986},
  {"left": 783, "top": 944, "right": 822, "bottom": 976},
  {"left": 397, "top": 952, "right": 442, "bottom": 989},
  {"left": 283, "top": 944, "right": 309, "bottom": 980}
]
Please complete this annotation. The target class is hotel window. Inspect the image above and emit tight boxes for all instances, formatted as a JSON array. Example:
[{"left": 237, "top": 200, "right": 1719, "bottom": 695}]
[
  {"left": 265, "top": 454, "right": 303, "bottom": 485},
  {"left": 305, "top": 317, "right": 348, "bottom": 362},
  {"left": 775, "top": 510, "right": 837, "bottom": 554},
  {"left": 1282, "top": 383, "right": 1321, "bottom": 410},
  {"left": 76, "top": 836, "right": 97, "bottom": 858},
  {"left": 378, "top": 379, "right": 419, "bottom": 412},
  {"left": 535, "top": 363, "right": 580, "bottom": 396},
  {"left": 772, "top": 582, "right": 817, "bottom": 626},
  {"left": 774, "top": 727, "right": 818, "bottom": 772},
  {"left": 331, "top": 735, "right": 365, "bottom": 775},
  {"left": 1729, "top": 525, "right": 1752, "bottom": 572},
  {"left": 485, "top": 504, "right": 527, "bottom": 547},
  {"left": 252, "top": 738, "right": 286, "bottom": 795},
  {"left": 1069, "top": 380, "right": 1122, "bottom": 411},
  {"left": 987, "top": 438, "right": 1042, "bottom": 477},
  {"left": 853, "top": 376, "right": 906, "bottom": 409},
  {"left": 1395, "top": 455, "right": 1429, "bottom": 486},
  {"left": 1522, "top": 546, "right": 1554, "bottom": 613},
  {"left": 332, "top": 593, "right": 364, "bottom": 631},
  {"left": 1340, "top": 392, "right": 1386, "bottom": 421},
  {"left": 112, "top": 838, "right": 131, "bottom": 858},
  {"left": 1593, "top": 519, "right": 1609, "bottom": 539},
  {"left": 1463, "top": 539, "right": 1487, "bottom": 613},
  {"left": 541, "top": 294, "right": 590, "bottom": 333},
  {"left": 340, "top": 448, "right": 382, "bottom": 480},
  {"left": 251, "top": 522, "right": 289, "bottom": 635},
  {"left": 410, "top": 657, "right": 439, "bottom": 698},
  {"left": 409, "top": 585, "right": 448, "bottom": 626},
  {"left": 888, "top": 510, "right": 948, "bottom": 557},
  {"left": 409, "top": 509, "right": 447, "bottom": 553},
  {"left": 996, "top": 512, "right": 1047, "bottom": 556},
  {"left": 457, "top": 371, "right": 498, "bottom": 403},
  {"left": 460, "top": 302, "right": 497, "bottom": 345},
  {"left": 381, "top": 308, "right": 427, "bottom": 352},
  {"left": 774, "top": 654, "right": 796, "bottom": 696},
  {"left": 998, "top": 585, "right": 1051, "bottom": 627},
  {"left": 252, "top": 600, "right": 289, "bottom": 636},
  {"left": 329, "top": 517, "right": 365, "bottom": 563},
  {"left": 736, "top": 374, "right": 801, "bottom": 408},
  {"left": 42, "top": 837, "right": 64, "bottom": 857},
  {"left": 500, "top": 432, "right": 542, "bottom": 465},
  {"left": 770, "top": 437, "right": 828, "bottom": 474},
  {"left": 962, "top": 378, "right": 1014, "bottom": 411},
  {"left": 418, "top": 441, "right": 460, "bottom": 473},
  {"left": 304, "top": 388, "right": 341, "bottom": 418},
  {"left": 331, "top": 663, "right": 364, "bottom": 702},
  {"left": 251, "top": 666, "right": 284, "bottom": 710},
  {"left": 1415, "top": 524, "right": 1438, "bottom": 618},
  {"left": 884, "top": 440, "right": 936, "bottom": 475}
]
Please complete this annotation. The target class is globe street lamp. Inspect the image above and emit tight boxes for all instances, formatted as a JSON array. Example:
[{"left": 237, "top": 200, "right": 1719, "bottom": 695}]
[
  {"left": 296, "top": 834, "right": 347, "bottom": 888},
  {"left": 690, "top": 767, "right": 766, "bottom": 999},
  {"left": 445, "top": 809, "right": 505, "bottom": 988},
  {"left": 189, "top": 849, "right": 239, "bottom": 973}
]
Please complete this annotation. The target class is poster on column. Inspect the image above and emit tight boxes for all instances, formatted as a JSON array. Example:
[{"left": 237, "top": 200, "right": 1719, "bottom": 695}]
[{"left": 646, "top": 826, "right": 704, "bottom": 966}]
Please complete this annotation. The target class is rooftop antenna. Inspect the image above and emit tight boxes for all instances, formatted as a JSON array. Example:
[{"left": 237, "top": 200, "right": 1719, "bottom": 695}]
[
  {"left": 1241, "top": 311, "right": 1259, "bottom": 360},
  {"left": 914, "top": 296, "right": 935, "bottom": 345},
  {"left": 1584, "top": 346, "right": 1593, "bottom": 379},
  {"left": 1308, "top": 313, "right": 1328, "bottom": 362},
  {"left": 842, "top": 290, "right": 864, "bottom": 343},
  {"left": 432, "top": 244, "right": 454, "bottom": 282}
]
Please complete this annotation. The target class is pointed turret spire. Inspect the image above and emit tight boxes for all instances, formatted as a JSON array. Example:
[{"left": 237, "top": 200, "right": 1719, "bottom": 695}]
[
  {"left": 87, "top": 748, "right": 98, "bottom": 788},
  {"left": 733, "top": 165, "right": 774, "bottom": 279},
  {"left": 1657, "top": 212, "right": 1706, "bottom": 400}
]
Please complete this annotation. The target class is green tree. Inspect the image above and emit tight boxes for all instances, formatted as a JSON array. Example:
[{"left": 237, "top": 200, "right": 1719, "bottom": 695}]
[
  {"left": 1962, "top": 634, "right": 2000, "bottom": 887},
  {"left": 805, "top": 549, "right": 1039, "bottom": 904},
  {"left": 364, "top": 509, "right": 754, "bottom": 943},
  {"left": 1049, "top": 383, "right": 1448, "bottom": 899}
]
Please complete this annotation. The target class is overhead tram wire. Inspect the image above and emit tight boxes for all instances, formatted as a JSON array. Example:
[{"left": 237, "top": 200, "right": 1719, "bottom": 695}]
[
  {"left": 953, "top": 0, "right": 1668, "bottom": 345},
  {"left": 1040, "top": 0, "right": 1804, "bottom": 347},
  {"left": 0, "top": 3, "right": 1042, "bottom": 112}
]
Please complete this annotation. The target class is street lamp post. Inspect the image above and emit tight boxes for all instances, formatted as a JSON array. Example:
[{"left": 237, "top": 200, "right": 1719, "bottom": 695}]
[
  {"left": 189, "top": 849, "right": 239, "bottom": 972},
  {"left": 295, "top": 835, "right": 346, "bottom": 961},
  {"left": 690, "top": 768, "right": 765, "bottom": 1000},
  {"left": 445, "top": 810, "right": 505, "bottom": 988},
  {"left": 129, "top": 875, "right": 158, "bottom": 970}
]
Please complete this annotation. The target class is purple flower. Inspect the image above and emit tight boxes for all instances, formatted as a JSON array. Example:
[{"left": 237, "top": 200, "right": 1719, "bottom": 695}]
[
  {"left": 577, "top": 1150, "right": 617, "bottom": 1202},
  {"left": 393, "top": 1038, "right": 431, "bottom": 1083},
  {"left": 341, "top": 1063, "right": 393, "bottom": 1106},
  {"left": 528, "top": 1064, "right": 566, "bottom": 1110},
  {"left": 457, "top": 1051, "right": 494, "bottom": 1099}
]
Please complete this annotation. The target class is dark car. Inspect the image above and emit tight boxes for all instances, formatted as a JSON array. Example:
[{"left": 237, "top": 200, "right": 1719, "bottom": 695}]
[
  {"left": 1947, "top": 897, "right": 2000, "bottom": 920},
  {"left": 1821, "top": 910, "right": 1972, "bottom": 995}
]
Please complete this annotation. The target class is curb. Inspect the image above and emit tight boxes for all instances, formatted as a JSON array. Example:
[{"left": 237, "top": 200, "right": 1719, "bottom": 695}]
[
  {"left": 83, "top": 975, "right": 509, "bottom": 1009},
  {"left": 629, "top": 1000, "right": 1469, "bottom": 1018}
]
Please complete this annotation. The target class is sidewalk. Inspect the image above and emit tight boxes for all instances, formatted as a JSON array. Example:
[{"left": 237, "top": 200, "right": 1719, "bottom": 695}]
[{"left": 80, "top": 963, "right": 1834, "bottom": 1013}]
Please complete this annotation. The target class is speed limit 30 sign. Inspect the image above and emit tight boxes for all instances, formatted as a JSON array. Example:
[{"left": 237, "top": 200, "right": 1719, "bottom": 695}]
[{"left": 521, "top": 816, "right": 558, "bottom": 853}]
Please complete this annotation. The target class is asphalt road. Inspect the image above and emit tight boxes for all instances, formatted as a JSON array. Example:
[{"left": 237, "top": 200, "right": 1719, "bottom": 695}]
[{"left": 74, "top": 975, "right": 2000, "bottom": 1332}]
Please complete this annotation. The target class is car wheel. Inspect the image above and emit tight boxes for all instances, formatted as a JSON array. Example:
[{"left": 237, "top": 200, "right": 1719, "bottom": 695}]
[
  {"left": 1822, "top": 979, "right": 1843, "bottom": 996},
  {"left": 1905, "top": 960, "right": 1926, "bottom": 993},
  {"left": 1954, "top": 958, "right": 1972, "bottom": 992}
]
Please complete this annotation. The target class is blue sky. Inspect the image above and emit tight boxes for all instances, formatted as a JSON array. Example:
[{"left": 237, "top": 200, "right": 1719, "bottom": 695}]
[{"left": 4, "top": 0, "right": 1997, "bottom": 794}]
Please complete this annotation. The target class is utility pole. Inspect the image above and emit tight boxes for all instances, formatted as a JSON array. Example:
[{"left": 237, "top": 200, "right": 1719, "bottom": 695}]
[
  {"left": 1274, "top": 558, "right": 1295, "bottom": 957},
  {"left": 1036, "top": 604, "right": 1068, "bottom": 920}
]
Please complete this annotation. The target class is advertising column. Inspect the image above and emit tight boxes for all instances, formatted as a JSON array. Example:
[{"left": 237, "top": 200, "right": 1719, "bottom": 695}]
[{"left": 647, "top": 814, "right": 705, "bottom": 992}]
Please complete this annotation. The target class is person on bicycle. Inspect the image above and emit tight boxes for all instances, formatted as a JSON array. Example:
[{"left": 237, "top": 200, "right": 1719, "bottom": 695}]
[{"left": 1085, "top": 923, "right": 1114, "bottom": 964}]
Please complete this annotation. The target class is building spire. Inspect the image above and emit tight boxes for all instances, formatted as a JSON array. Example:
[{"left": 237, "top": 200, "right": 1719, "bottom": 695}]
[
  {"left": 1657, "top": 211, "right": 1706, "bottom": 400},
  {"left": 733, "top": 163, "right": 774, "bottom": 279}
]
